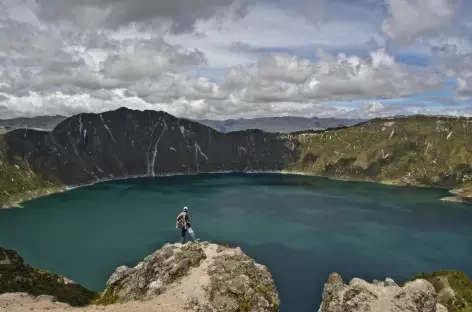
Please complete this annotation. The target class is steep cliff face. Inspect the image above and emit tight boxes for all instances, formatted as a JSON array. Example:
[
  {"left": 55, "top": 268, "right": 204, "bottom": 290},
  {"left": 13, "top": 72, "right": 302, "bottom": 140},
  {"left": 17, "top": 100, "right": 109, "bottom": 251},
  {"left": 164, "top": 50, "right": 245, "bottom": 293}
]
[
  {"left": 0, "top": 107, "right": 300, "bottom": 207},
  {"left": 5, "top": 108, "right": 299, "bottom": 184}
]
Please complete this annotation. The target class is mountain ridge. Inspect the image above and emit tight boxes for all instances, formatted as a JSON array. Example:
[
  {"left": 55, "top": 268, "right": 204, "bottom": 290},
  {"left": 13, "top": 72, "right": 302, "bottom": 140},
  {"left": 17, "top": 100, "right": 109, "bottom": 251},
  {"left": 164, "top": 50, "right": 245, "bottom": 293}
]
[
  {"left": 0, "top": 113, "right": 363, "bottom": 134},
  {"left": 0, "top": 107, "right": 300, "bottom": 207},
  {"left": 2, "top": 107, "right": 472, "bottom": 208},
  {"left": 198, "top": 115, "right": 365, "bottom": 133}
]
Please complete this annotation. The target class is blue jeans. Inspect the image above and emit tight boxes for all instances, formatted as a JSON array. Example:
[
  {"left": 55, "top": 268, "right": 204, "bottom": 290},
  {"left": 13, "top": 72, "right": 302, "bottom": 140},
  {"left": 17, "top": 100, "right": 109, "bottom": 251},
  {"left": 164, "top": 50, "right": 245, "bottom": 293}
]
[{"left": 180, "top": 227, "right": 196, "bottom": 243}]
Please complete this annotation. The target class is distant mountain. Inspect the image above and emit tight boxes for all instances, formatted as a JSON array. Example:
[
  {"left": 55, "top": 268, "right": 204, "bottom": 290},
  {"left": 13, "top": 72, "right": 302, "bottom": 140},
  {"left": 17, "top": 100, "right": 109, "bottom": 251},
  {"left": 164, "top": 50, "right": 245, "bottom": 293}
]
[
  {"left": 0, "top": 114, "right": 363, "bottom": 134},
  {"left": 2, "top": 107, "right": 472, "bottom": 208},
  {"left": 198, "top": 116, "right": 365, "bottom": 133},
  {"left": 0, "top": 115, "right": 67, "bottom": 134}
]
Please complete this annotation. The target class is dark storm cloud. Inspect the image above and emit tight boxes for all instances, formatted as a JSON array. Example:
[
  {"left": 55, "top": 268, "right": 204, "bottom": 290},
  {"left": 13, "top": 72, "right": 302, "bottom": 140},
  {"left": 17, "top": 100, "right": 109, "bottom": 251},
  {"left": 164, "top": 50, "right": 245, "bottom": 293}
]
[{"left": 36, "top": 0, "right": 254, "bottom": 32}]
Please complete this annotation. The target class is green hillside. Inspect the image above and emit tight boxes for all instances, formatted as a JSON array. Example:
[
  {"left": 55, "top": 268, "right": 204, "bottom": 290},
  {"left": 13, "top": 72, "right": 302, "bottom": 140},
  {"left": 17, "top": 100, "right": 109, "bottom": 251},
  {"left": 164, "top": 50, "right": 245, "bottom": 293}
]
[
  {"left": 0, "top": 136, "right": 61, "bottom": 208},
  {"left": 291, "top": 115, "right": 472, "bottom": 197},
  {"left": 405, "top": 270, "right": 472, "bottom": 312}
]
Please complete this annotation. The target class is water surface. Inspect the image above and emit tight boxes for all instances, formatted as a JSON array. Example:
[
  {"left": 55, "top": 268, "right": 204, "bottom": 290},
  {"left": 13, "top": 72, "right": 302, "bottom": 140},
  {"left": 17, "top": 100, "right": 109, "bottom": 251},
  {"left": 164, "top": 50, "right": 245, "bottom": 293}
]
[{"left": 1, "top": 173, "right": 471, "bottom": 312}]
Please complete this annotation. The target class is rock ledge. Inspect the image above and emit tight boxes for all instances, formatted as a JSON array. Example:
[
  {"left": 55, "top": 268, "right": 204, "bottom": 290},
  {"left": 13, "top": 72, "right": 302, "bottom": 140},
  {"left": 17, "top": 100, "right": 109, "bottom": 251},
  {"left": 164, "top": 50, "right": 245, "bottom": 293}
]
[{"left": 100, "top": 242, "right": 280, "bottom": 312}]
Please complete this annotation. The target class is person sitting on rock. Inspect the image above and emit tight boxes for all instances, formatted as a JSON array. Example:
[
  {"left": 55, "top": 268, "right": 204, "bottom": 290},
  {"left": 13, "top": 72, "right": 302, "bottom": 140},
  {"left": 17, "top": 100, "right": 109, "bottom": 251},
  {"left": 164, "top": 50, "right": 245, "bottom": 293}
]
[{"left": 176, "top": 206, "right": 198, "bottom": 243}]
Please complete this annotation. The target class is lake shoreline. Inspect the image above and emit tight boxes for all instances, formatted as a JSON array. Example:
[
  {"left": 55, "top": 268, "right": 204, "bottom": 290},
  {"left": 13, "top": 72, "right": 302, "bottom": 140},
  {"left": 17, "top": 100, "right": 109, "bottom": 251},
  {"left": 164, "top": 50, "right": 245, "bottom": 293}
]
[{"left": 1, "top": 169, "right": 462, "bottom": 209}]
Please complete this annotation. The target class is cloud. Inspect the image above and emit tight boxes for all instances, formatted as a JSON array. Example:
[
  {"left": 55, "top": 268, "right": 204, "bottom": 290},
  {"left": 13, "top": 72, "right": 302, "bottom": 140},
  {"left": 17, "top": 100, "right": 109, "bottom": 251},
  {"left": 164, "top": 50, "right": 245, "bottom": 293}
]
[
  {"left": 165, "top": 4, "right": 380, "bottom": 68},
  {"left": 382, "top": 0, "right": 458, "bottom": 41},
  {"left": 0, "top": 48, "right": 449, "bottom": 120},
  {"left": 236, "top": 49, "right": 443, "bottom": 103},
  {"left": 431, "top": 46, "right": 472, "bottom": 99},
  {"left": 448, "top": 54, "right": 472, "bottom": 98},
  {"left": 2, "top": 0, "right": 445, "bottom": 116},
  {"left": 35, "top": 0, "right": 254, "bottom": 32},
  {"left": 1, "top": 0, "right": 472, "bottom": 121},
  {"left": 100, "top": 40, "right": 207, "bottom": 81},
  {"left": 0, "top": 13, "right": 207, "bottom": 97}
]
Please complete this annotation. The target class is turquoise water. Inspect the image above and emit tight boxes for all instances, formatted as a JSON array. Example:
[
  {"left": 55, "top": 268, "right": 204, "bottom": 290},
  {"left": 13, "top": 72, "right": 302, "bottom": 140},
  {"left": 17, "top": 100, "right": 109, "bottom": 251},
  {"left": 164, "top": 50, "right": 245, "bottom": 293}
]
[{"left": 1, "top": 173, "right": 472, "bottom": 311}]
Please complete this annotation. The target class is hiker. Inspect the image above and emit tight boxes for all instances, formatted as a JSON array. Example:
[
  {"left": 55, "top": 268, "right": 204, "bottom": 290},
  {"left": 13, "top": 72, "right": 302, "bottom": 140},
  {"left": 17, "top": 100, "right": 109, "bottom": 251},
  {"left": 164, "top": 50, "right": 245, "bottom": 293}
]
[{"left": 176, "top": 206, "right": 198, "bottom": 243}]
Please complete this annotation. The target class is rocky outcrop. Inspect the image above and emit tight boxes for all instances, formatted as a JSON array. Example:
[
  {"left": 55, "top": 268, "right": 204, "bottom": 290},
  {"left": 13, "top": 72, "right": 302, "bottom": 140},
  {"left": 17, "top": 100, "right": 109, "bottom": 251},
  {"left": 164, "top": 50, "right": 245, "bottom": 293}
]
[
  {"left": 0, "top": 243, "right": 279, "bottom": 312},
  {"left": 100, "top": 242, "right": 279, "bottom": 312},
  {"left": 318, "top": 273, "right": 448, "bottom": 312},
  {"left": 441, "top": 186, "right": 472, "bottom": 204},
  {"left": 0, "top": 247, "right": 97, "bottom": 306},
  {"left": 405, "top": 270, "right": 472, "bottom": 312},
  {"left": 2, "top": 244, "right": 472, "bottom": 312}
]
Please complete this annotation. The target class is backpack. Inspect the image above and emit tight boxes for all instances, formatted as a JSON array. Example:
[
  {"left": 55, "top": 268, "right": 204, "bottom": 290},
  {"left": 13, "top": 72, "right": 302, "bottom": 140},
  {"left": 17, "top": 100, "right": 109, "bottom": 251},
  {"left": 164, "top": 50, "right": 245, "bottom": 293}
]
[{"left": 176, "top": 212, "right": 186, "bottom": 228}]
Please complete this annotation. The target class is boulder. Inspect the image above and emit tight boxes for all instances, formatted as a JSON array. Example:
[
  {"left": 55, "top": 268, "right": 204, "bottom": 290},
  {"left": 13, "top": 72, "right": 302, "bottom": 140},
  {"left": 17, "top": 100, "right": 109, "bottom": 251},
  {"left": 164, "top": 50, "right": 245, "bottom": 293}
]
[{"left": 319, "top": 273, "right": 448, "bottom": 312}]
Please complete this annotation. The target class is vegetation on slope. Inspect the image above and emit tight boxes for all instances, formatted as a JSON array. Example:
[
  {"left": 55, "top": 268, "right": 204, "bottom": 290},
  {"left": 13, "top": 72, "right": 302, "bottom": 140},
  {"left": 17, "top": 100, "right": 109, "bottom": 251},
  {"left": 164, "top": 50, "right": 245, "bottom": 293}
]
[
  {"left": 3, "top": 114, "right": 472, "bottom": 207},
  {"left": 0, "top": 247, "right": 97, "bottom": 306},
  {"left": 405, "top": 270, "right": 472, "bottom": 312},
  {"left": 0, "top": 135, "right": 61, "bottom": 208},
  {"left": 291, "top": 115, "right": 472, "bottom": 192}
]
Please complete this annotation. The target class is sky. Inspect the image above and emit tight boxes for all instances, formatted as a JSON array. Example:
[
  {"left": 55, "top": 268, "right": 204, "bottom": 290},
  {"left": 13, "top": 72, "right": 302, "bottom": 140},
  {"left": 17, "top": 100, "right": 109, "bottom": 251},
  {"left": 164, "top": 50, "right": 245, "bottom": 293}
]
[{"left": 1, "top": 0, "right": 472, "bottom": 120}]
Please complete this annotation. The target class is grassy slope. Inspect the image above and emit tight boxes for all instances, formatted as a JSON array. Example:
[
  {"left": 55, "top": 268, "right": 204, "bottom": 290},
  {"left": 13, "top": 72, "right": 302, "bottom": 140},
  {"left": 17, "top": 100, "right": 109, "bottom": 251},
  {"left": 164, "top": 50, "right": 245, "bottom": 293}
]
[
  {"left": 405, "top": 270, "right": 472, "bottom": 312},
  {"left": 0, "top": 135, "right": 61, "bottom": 208},
  {"left": 291, "top": 115, "right": 472, "bottom": 192}
]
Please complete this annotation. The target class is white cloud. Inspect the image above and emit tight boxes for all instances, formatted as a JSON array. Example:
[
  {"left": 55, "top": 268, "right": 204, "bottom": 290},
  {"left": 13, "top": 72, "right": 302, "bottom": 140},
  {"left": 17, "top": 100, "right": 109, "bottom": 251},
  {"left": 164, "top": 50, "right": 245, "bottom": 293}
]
[
  {"left": 0, "top": 48, "right": 448, "bottom": 119},
  {"left": 0, "top": 16, "right": 207, "bottom": 96},
  {"left": 432, "top": 48, "right": 472, "bottom": 99},
  {"left": 382, "top": 0, "right": 458, "bottom": 41},
  {"left": 1, "top": 0, "right": 472, "bottom": 121},
  {"left": 237, "top": 49, "right": 443, "bottom": 103},
  {"left": 165, "top": 4, "right": 379, "bottom": 68},
  {"left": 0, "top": 0, "right": 448, "bottom": 121}
]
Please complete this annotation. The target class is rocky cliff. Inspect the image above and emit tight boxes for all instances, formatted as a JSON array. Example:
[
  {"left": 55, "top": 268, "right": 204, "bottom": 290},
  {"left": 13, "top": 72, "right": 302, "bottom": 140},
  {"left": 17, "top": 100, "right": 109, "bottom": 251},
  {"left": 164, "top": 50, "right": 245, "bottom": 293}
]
[
  {"left": 2, "top": 244, "right": 472, "bottom": 312},
  {"left": 0, "top": 242, "right": 279, "bottom": 312},
  {"left": 405, "top": 270, "right": 472, "bottom": 312},
  {"left": 2, "top": 108, "right": 472, "bottom": 207},
  {"left": 319, "top": 273, "right": 449, "bottom": 312},
  {"left": 100, "top": 242, "right": 280, "bottom": 312}
]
